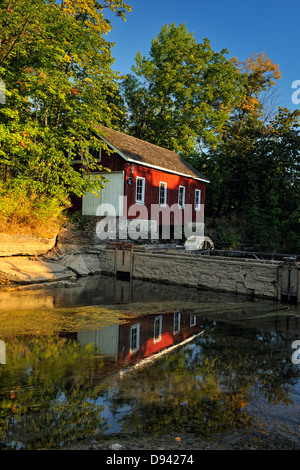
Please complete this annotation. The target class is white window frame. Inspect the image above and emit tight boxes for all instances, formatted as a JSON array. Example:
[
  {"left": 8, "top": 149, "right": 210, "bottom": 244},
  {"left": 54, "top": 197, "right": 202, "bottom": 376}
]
[
  {"left": 136, "top": 177, "right": 145, "bottom": 204},
  {"left": 130, "top": 323, "right": 140, "bottom": 353},
  {"left": 194, "top": 189, "right": 201, "bottom": 211},
  {"left": 153, "top": 315, "right": 163, "bottom": 343},
  {"left": 178, "top": 186, "right": 185, "bottom": 209},
  {"left": 159, "top": 182, "right": 167, "bottom": 206},
  {"left": 190, "top": 315, "right": 196, "bottom": 327},
  {"left": 173, "top": 312, "right": 181, "bottom": 334}
]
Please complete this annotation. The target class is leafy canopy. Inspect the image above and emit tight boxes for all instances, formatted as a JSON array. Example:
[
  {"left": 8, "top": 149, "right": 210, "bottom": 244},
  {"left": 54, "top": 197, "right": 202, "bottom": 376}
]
[
  {"left": 121, "top": 23, "right": 244, "bottom": 156},
  {"left": 0, "top": 0, "right": 131, "bottom": 203}
]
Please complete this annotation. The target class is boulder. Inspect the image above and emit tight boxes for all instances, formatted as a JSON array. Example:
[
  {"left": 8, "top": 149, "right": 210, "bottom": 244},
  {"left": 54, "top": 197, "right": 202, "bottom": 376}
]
[{"left": 60, "top": 254, "right": 90, "bottom": 277}]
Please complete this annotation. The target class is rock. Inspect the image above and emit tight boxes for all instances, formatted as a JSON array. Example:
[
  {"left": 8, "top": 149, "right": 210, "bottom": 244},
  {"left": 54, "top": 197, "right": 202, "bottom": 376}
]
[
  {"left": 0, "top": 233, "right": 58, "bottom": 257},
  {"left": 80, "top": 254, "right": 103, "bottom": 274},
  {"left": 184, "top": 235, "right": 214, "bottom": 251},
  {"left": 60, "top": 254, "right": 90, "bottom": 277},
  {"left": 109, "top": 443, "right": 127, "bottom": 450},
  {"left": 0, "top": 256, "right": 76, "bottom": 286}
]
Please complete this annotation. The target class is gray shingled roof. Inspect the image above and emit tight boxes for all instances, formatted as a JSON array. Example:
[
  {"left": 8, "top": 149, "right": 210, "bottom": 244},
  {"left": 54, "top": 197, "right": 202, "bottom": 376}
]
[{"left": 96, "top": 126, "right": 209, "bottom": 183}]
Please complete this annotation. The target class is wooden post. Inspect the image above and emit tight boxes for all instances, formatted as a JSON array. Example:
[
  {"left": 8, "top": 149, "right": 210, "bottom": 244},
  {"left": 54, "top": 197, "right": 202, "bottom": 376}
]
[
  {"left": 115, "top": 243, "right": 133, "bottom": 279},
  {"left": 280, "top": 259, "right": 299, "bottom": 303}
]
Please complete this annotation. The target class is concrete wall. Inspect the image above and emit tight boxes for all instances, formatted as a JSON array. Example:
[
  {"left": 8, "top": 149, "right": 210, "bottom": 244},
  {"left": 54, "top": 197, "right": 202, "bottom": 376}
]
[
  {"left": 131, "top": 252, "right": 282, "bottom": 300},
  {"left": 57, "top": 246, "right": 297, "bottom": 302}
]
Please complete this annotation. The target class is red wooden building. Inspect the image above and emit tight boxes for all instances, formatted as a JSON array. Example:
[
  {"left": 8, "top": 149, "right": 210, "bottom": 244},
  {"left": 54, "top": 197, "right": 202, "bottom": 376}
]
[{"left": 72, "top": 126, "right": 209, "bottom": 240}]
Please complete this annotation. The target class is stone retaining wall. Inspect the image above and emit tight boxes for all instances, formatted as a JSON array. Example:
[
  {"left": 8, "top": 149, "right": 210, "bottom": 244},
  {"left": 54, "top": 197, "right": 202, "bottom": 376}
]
[{"left": 131, "top": 252, "right": 282, "bottom": 300}]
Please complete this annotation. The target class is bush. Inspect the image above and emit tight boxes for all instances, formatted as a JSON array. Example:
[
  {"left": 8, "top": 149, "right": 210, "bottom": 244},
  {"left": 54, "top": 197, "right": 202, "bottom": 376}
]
[
  {"left": 216, "top": 226, "right": 241, "bottom": 249},
  {"left": 0, "top": 179, "right": 68, "bottom": 237},
  {"left": 211, "top": 218, "right": 242, "bottom": 249}
]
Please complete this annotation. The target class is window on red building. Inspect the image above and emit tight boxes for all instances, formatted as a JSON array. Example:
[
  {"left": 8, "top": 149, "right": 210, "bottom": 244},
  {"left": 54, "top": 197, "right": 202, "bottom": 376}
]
[
  {"left": 154, "top": 315, "right": 163, "bottom": 342},
  {"left": 130, "top": 324, "right": 140, "bottom": 353},
  {"left": 173, "top": 312, "right": 181, "bottom": 334},
  {"left": 178, "top": 186, "right": 185, "bottom": 209},
  {"left": 195, "top": 189, "right": 201, "bottom": 211},
  {"left": 136, "top": 177, "right": 145, "bottom": 204},
  {"left": 159, "top": 182, "right": 167, "bottom": 206}
]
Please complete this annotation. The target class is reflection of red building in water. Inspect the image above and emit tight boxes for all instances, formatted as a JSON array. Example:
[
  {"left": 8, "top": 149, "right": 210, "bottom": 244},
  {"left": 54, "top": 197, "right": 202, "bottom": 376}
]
[
  {"left": 78, "top": 312, "right": 202, "bottom": 369},
  {"left": 118, "top": 312, "right": 201, "bottom": 367}
]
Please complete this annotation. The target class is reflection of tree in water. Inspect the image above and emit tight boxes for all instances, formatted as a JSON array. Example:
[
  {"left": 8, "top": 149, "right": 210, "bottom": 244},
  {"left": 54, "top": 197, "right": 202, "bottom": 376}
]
[
  {"left": 201, "top": 322, "right": 298, "bottom": 406},
  {"left": 0, "top": 335, "right": 109, "bottom": 449},
  {"left": 1, "top": 321, "right": 298, "bottom": 447},
  {"left": 106, "top": 321, "right": 299, "bottom": 438}
]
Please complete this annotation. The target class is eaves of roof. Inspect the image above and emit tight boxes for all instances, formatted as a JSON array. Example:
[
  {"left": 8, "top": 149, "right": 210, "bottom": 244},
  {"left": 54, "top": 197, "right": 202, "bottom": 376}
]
[{"left": 95, "top": 126, "right": 210, "bottom": 184}]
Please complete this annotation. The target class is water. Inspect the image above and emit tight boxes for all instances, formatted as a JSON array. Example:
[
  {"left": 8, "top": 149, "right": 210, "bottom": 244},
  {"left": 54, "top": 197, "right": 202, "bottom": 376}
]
[{"left": 0, "top": 275, "right": 299, "bottom": 450}]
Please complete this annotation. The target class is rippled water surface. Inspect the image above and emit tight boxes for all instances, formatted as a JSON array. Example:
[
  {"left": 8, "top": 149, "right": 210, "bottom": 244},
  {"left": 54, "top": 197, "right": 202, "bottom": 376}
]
[{"left": 0, "top": 275, "right": 299, "bottom": 449}]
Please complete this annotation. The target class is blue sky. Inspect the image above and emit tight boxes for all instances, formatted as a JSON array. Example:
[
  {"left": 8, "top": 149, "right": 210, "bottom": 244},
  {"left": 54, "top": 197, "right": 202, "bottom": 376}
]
[{"left": 106, "top": 0, "right": 300, "bottom": 112}]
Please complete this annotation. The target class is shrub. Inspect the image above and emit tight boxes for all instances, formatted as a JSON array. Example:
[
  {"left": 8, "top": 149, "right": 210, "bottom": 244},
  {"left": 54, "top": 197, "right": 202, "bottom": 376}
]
[{"left": 0, "top": 179, "right": 68, "bottom": 237}]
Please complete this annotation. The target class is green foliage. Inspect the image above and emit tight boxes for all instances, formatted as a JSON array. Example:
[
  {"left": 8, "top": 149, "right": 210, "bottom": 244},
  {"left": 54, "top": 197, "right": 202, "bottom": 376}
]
[
  {"left": 203, "top": 107, "right": 300, "bottom": 253},
  {"left": 120, "top": 23, "right": 243, "bottom": 155},
  {"left": 66, "top": 210, "right": 90, "bottom": 230},
  {"left": 0, "top": 0, "right": 131, "bottom": 234},
  {"left": 0, "top": 335, "right": 109, "bottom": 449},
  {"left": 214, "top": 221, "right": 241, "bottom": 250}
]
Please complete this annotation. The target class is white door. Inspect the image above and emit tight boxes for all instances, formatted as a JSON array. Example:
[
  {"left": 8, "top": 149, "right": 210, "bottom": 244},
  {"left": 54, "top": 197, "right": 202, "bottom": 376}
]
[{"left": 82, "top": 172, "right": 124, "bottom": 216}]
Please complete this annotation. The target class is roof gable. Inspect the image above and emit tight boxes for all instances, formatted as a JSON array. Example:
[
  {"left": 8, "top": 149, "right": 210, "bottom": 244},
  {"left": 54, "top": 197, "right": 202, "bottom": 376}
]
[{"left": 96, "top": 126, "right": 209, "bottom": 183}]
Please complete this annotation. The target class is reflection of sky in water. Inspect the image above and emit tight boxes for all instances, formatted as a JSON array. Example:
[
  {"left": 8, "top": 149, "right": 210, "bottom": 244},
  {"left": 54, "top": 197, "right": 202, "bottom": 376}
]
[{"left": 95, "top": 395, "right": 131, "bottom": 434}]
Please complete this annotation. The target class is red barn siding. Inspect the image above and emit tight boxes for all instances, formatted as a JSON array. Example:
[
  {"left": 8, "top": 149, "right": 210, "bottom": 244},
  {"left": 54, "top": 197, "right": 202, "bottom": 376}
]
[
  {"left": 100, "top": 148, "right": 127, "bottom": 172},
  {"left": 70, "top": 148, "right": 206, "bottom": 229},
  {"left": 124, "top": 162, "right": 206, "bottom": 226}
]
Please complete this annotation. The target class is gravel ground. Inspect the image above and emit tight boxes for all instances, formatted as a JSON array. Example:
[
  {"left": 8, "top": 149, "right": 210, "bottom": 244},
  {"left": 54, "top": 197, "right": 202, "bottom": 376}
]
[{"left": 66, "top": 429, "right": 299, "bottom": 451}]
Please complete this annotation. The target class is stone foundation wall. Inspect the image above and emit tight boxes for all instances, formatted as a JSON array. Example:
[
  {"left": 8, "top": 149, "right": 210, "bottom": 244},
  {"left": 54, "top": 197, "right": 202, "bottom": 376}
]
[
  {"left": 131, "top": 252, "right": 282, "bottom": 300},
  {"left": 1, "top": 236, "right": 296, "bottom": 302},
  {"left": 97, "top": 248, "right": 284, "bottom": 300}
]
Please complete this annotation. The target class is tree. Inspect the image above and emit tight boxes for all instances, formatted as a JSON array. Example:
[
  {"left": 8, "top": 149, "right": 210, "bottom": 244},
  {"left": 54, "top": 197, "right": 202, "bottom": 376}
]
[
  {"left": 0, "top": 0, "right": 131, "bottom": 234},
  {"left": 196, "top": 52, "right": 299, "bottom": 252},
  {"left": 120, "top": 23, "right": 244, "bottom": 156}
]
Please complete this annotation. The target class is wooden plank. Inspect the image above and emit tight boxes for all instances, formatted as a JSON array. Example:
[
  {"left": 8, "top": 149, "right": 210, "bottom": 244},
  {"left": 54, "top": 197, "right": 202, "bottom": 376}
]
[
  {"left": 115, "top": 243, "right": 133, "bottom": 275},
  {"left": 280, "top": 266, "right": 290, "bottom": 297},
  {"left": 290, "top": 266, "right": 298, "bottom": 298}
]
